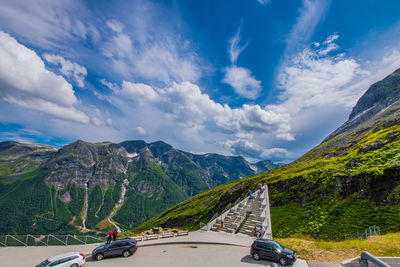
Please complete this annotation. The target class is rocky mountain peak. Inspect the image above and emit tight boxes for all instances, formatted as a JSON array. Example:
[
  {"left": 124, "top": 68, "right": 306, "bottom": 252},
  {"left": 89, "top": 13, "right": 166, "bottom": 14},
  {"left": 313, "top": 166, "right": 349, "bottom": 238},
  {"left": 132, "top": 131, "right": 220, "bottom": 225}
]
[{"left": 323, "top": 67, "right": 400, "bottom": 142}]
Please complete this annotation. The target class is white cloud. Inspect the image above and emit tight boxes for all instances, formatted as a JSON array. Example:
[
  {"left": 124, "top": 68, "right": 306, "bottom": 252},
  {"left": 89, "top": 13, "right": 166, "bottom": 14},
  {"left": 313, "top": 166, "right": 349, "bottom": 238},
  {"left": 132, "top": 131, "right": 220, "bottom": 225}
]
[
  {"left": 106, "top": 19, "right": 124, "bottom": 33},
  {"left": 117, "top": 81, "right": 292, "bottom": 140},
  {"left": 100, "top": 79, "right": 120, "bottom": 93},
  {"left": 283, "top": 0, "right": 331, "bottom": 60},
  {"left": 0, "top": 31, "right": 89, "bottom": 123},
  {"left": 0, "top": 0, "right": 100, "bottom": 50},
  {"left": 277, "top": 34, "right": 368, "bottom": 113},
  {"left": 224, "top": 139, "right": 293, "bottom": 161},
  {"left": 121, "top": 81, "right": 159, "bottom": 103},
  {"left": 223, "top": 25, "right": 262, "bottom": 99},
  {"left": 229, "top": 25, "right": 247, "bottom": 64},
  {"left": 43, "top": 54, "right": 87, "bottom": 87},
  {"left": 102, "top": 19, "right": 201, "bottom": 84},
  {"left": 136, "top": 126, "right": 146, "bottom": 135},
  {"left": 223, "top": 66, "right": 261, "bottom": 100},
  {"left": 257, "top": 0, "right": 271, "bottom": 5}
]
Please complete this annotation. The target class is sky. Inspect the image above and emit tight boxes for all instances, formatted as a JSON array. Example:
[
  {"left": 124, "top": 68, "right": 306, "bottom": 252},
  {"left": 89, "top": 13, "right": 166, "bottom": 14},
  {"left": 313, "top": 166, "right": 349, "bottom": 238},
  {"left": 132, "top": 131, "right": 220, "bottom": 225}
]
[{"left": 1, "top": 0, "right": 400, "bottom": 163}]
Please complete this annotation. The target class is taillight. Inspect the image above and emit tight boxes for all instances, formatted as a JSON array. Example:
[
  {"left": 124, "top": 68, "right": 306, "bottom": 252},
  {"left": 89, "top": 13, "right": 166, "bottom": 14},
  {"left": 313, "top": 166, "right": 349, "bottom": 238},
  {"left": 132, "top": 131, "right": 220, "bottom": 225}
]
[
  {"left": 132, "top": 243, "right": 137, "bottom": 247},
  {"left": 80, "top": 253, "right": 85, "bottom": 260},
  {"left": 251, "top": 246, "right": 253, "bottom": 250}
]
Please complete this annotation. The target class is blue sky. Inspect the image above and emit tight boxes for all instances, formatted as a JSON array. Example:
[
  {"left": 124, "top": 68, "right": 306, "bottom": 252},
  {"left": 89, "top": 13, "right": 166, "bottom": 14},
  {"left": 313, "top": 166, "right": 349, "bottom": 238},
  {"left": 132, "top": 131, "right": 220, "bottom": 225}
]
[{"left": 1, "top": 0, "right": 400, "bottom": 163}]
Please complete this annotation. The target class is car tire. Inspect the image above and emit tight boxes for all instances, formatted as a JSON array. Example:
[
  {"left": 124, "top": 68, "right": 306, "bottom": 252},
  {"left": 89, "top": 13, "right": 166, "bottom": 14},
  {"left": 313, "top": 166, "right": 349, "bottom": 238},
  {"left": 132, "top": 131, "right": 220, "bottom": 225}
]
[
  {"left": 95, "top": 253, "right": 104, "bottom": 261},
  {"left": 122, "top": 250, "right": 131, "bottom": 257},
  {"left": 70, "top": 264, "right": 78, "bottom": 267},
  {"left": 279, "top": 257, "right": 288, "bottom": 266},
  {"left": 252, "top": 252, "right": 260, "bottom": 261}
]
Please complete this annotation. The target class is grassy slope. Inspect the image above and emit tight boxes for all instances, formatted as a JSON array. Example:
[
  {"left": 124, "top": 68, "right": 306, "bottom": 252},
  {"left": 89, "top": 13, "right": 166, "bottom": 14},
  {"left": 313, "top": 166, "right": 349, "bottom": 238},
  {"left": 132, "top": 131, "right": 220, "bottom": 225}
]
[
  {"left": 276, "top": 233, "right": 400, "bottom": 263},
  {"left": 129, "top": 105, "right": 400, "bottom": 239}
]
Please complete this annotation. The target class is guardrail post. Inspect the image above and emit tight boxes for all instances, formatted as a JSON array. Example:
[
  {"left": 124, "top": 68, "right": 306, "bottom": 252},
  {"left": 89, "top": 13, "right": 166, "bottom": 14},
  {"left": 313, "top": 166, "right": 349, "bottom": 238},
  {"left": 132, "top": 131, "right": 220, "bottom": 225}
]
[
  {"left": 5, "top": 235, "right": 7, "bottom": 247},
  {"left": 360, "top": 251, "right": 391, "bottom": 267},
  {"left": 25, "top": 235, "right": 28, "bottom": 246},
  {"left": 66, "top": 235, "right": 68, "bottom": 246}
]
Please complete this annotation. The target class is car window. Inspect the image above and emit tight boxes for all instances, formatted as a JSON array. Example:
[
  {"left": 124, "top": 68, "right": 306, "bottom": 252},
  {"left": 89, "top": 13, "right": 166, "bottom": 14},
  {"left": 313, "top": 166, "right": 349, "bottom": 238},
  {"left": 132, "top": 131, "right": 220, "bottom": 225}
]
[
  {"left": 48, "top": 260, "right": 61, "bottom": 266},
  {"left": 272, "top": 242, "right": 283, "bottom": 250},
  {"left": 265, "top": 243, "right": 275, "bottom": 251},
  {"left": 256, "top": 243, "right": 267, "bottom": 249},
  {"left": 109, "top": 242, "right": 121, "bottom": 248},
  {"left": 35, "top": 259, "right": 50, "bottom": 267}
]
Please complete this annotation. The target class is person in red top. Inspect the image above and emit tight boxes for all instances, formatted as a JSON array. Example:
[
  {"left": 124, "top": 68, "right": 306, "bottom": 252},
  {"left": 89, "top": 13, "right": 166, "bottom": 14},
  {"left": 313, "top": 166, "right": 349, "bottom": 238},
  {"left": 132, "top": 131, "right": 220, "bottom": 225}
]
[
  {"left": 113, "top": 230, "right": 118, "bottom": 241},
  {"left": 107, "top": 230, "right": 113, "bottom": 244}
]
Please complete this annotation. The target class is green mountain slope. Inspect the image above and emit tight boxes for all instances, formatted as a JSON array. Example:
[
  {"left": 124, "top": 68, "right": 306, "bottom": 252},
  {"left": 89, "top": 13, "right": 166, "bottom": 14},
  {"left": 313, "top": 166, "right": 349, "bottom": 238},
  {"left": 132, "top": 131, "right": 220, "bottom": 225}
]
[
  {"left": 0, "top": 139, "right": 276, "bottom": 234},
  {"left": 132, "top": 68, "right": 400, "bottom": 240}
]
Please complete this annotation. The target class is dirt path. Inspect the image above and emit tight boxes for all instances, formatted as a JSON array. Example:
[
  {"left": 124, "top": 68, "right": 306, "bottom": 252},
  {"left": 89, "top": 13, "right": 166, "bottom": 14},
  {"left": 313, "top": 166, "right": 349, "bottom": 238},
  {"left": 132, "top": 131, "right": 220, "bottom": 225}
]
[
  {"left": 81, "top": 183, "right": 89, "bottom": 232},
  {"left": 107, "top": 181, "right": 128, "bottom": 232}
]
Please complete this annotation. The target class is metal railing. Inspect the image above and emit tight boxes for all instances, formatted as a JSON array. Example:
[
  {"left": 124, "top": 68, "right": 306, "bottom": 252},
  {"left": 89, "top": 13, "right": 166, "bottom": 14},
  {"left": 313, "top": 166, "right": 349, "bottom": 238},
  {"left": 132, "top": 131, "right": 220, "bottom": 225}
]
[
  {"left": 359, "top": 251, "right": 391, "bottom": 267},
  {"left": 345, "top": 225, "right": 381, "bottom": 240},
  {"left": 0, "top": 234, "right": 104, "bottom": 247}
]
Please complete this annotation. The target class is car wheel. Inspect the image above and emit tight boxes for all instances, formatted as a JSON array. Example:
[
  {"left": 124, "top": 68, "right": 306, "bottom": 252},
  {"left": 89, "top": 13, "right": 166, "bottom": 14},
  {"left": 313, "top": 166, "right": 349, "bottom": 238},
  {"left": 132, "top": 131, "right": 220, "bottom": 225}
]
[
  {"left": 122, "top": 250, "right": 131, "bottom": 257},
  {"left": 95, "top": 253, "right": 104, "bottom": 261},
  {"left": 252, "top": 252, "right": 260, "bottom": 261},
  {"left": 70, "top": 264, "right": 78, "bottom": 267},
  {"left": 279, "top": 257, "right": 288, "bottom": 266}
]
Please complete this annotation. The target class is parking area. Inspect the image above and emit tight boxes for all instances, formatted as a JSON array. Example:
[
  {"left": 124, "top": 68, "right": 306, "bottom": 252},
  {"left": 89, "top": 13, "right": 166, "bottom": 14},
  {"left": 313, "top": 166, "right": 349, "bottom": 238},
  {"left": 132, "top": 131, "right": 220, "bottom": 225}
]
[{"left": 0, "top": 243, "right": 309, "bottom": 267}]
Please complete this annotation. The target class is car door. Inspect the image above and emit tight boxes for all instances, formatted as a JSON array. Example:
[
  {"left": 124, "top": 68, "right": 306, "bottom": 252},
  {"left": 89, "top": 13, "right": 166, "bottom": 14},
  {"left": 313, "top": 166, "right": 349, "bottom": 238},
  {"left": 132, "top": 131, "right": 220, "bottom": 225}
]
[
  {"left": 255, "top": 243, "right": 268, "bottom": 259},
  {"left": 106, "top": 242, "right": 122, "bottom": 257},
  {"left": 264, "top": 243, "right": 277, "bottom": 261}
]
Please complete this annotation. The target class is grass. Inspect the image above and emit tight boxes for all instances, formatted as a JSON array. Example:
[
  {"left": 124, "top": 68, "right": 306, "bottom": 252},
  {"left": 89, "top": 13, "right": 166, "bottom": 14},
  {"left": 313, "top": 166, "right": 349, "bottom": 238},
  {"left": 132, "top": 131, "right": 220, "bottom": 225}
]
[{"left": 276, "top": 233, "right": 400, "bottom": 263}]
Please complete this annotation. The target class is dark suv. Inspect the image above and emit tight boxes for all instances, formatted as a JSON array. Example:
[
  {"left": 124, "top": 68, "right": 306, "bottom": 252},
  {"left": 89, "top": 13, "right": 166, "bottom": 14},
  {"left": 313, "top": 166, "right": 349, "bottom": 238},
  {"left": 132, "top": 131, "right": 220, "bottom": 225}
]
[
  {"left": 250, "top": 239, "right": 296, "bottom": 266},
  {"left": 92, "top": 238, "right": 138, "bottom": 261}
]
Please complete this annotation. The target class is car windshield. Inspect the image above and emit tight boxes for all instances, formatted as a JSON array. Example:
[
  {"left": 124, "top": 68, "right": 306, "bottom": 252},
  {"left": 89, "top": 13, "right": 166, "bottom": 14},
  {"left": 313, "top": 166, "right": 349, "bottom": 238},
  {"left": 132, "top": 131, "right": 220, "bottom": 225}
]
[
  {"left": 272, "top": 242, "right": 284, "bottom": 250},
  {"left": 35, "top": 259, "right": 50, "bottom": 267}
]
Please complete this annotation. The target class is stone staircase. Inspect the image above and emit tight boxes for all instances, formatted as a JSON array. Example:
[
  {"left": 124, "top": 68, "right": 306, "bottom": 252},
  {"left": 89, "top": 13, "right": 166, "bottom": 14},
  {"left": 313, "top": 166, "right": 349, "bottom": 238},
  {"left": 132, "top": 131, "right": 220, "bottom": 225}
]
[
  {"left": 209, "top": 187, "right": 269, "bottom": 237},
  {"left": 238, "top": 192, "right": 265, "bottom": 236}
]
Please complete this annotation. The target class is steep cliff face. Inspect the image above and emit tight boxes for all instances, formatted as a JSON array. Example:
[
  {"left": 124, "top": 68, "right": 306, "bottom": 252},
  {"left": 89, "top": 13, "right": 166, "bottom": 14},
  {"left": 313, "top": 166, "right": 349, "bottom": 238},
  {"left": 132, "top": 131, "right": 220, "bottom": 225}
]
[
  {"left": 0, "top": 139, "right": 277, "bottom": 234},
  {"left": 0, "top": 141, "right": 57, "bottom": 178},
  {"left": 45, "top": 141, "right": 129, "bottom": 189},
  {"left": 132, "top": 68, "right": 400, "bottom": 240},
  {"left": 324, "top": 68, "right": 400, "bottom": 142}
]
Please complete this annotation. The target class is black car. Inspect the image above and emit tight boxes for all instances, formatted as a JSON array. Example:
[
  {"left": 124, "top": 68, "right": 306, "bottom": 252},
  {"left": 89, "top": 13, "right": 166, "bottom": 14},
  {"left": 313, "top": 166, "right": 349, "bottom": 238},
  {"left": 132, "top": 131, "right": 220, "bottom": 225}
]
[
  {"left": 92, "top": 238, "right": 138, "bottom": 261},
  {"left": 250, "top": 239, "right": 296, "bottom": 266}
]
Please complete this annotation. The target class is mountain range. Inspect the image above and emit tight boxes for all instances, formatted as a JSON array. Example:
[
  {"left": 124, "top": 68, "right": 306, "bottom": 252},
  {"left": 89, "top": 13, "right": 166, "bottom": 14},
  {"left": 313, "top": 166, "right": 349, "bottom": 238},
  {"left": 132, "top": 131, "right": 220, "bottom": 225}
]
[
  {"left": 0, "top": 139, "right": 277, "bottom": 234},
  {"left": 132, "top": 68, "right": 400, "bottom": 240}
]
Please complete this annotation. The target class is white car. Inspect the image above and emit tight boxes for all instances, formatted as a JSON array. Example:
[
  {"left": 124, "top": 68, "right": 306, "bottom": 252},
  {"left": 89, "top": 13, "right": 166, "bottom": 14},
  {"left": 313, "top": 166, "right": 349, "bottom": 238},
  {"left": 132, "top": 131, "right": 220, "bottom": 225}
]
[{"left": 35, "top": 251, "right": 86, "bottom": 267}]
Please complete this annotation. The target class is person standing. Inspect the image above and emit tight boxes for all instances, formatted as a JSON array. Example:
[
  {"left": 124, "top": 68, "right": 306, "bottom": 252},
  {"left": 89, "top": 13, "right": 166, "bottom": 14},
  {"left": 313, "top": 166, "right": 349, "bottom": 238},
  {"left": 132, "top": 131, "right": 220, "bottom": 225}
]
[
  {"left": 248, "top": 190, "right": 252, "bottom": 199},
  {"left": 113, "top": 229, "right": 118, "bottom": 241},
  {"left": 107, "top": 230, "right": 113, "bottom": 244}
]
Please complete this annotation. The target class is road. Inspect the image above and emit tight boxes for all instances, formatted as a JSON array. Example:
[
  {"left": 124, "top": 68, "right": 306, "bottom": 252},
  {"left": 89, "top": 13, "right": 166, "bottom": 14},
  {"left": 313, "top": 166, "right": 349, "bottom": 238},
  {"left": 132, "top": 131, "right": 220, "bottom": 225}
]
[{"left": 0, "top": 243, "right": 309, "bottom": 267}]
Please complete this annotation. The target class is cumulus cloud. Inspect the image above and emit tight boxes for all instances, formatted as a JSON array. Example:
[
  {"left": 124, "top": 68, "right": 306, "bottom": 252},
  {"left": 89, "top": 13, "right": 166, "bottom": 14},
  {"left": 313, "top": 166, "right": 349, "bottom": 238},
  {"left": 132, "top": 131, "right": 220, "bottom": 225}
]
[
  {"left": 223, "top": 66, "right": 261, "bottom": 100},
  {"left": 117, "top": 81, "right": 292, "bottom": 140},
  {"left": 120, "top": 81, "right": 159, "bottom": 103},
  {"left": 223, "top": 25, "right": 262, "bottom": 99},
  {"left": 0, "top": 31, "right": 89, "bottom": 123},
  {"left": 43, "top": 54, "right": 87, "bottom": 87},
  {"left": 277, "top": 34, "right": 368, "bottom": 113},
  {"left": 224, "top": 139, "right": 293, "bottom": 161}
]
